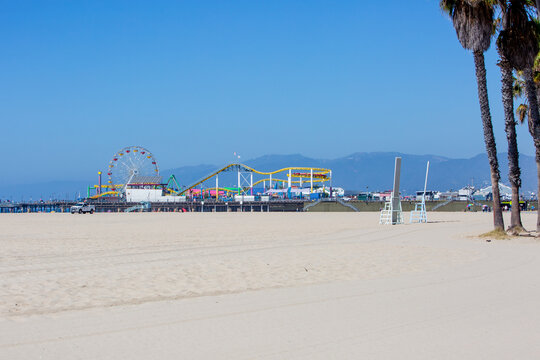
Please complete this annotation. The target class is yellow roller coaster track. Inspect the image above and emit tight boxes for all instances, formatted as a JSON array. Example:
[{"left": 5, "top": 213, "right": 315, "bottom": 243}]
[
  {"left": 178, "top": 163, "right": 331, "bottom": 195},
  {"left": 250, "top": 177, "right": 327, "bottom": 188},
  {"left": 88, "top": 190, "right": 119, "bottom": 199}
]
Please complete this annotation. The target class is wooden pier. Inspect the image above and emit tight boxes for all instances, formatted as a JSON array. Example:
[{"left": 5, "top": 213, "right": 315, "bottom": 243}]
[{"left": 0, "top": 199, "right": 305, "bottom": 213}]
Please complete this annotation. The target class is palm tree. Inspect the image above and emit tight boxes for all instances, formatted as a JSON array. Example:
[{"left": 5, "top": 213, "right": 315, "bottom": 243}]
[
  {"left": 441, "top": 0, "right": 505, "bottom": 231},
  {"left": 497, "top": 1, "right": 524, "bottom": 231},
  {"left": 498, "top": 0, "right": 540, "bottom": 234},
  {"left": 498, "top": 55, "right": 523, "bottom": 230}
]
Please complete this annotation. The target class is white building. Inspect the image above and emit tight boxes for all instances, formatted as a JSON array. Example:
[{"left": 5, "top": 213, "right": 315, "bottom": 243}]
[
  {"left": 415, "top": 190, "right": 436, "bottom": 201},
  {"left": 458, "top": 186, "right": 475, "bottom": 201},
  {"left": 124, "top": 175, "right": 186, "bottom": 203},
  {"left": 474, "top": 183, "right": 512, "bottom": 201},
  {"left": 313, "top": 187, "right": 345, "bottom": 197},
  {"left": 125, "top": 188, "right": 186, "bottom": 203}
]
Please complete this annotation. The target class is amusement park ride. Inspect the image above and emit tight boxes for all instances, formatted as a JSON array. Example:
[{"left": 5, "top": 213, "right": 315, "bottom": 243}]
[
  {"left": 89, "top": 146, "right": 160, "bottom": 199},
  {"left": 88, "top": 146, "right": 334, "bottom": 202}
]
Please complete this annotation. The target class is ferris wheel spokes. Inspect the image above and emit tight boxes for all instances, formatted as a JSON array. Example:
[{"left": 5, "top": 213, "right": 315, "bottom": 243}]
[{"left": 107, "top": 146, "right": 160, "bottom": 193}]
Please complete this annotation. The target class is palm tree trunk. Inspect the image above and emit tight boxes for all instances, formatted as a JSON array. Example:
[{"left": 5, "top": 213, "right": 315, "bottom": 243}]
[
  {"left": 473, "top": 51, "right": 505, "bottom": 231},
  {"left": 499, "top": 57, "right": 523, "bottom": 230},
  {"left": 523, "top": 68, "right": 540, "bottom": 234}
]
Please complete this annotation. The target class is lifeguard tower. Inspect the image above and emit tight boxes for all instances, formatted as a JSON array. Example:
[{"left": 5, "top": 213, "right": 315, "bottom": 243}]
[
  {"left": 379, "top": 157, "right": 404, "bottom": 225},
  {"left": 410, "top": 161, "right": 430, "bottom": 223}
]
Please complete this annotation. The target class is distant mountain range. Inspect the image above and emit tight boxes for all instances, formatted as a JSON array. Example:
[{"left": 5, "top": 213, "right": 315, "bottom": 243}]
[{"left": 1, "top": 152, "right": 537, "bottom": 200}]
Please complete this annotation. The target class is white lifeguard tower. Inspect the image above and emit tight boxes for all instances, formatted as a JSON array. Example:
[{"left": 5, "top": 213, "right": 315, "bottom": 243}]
[
  {"left": 379, "top": 157, "right": 404, "bottom": 225},
  {"left": 410, "top": 161, "right": 430, "bottom": 223}
]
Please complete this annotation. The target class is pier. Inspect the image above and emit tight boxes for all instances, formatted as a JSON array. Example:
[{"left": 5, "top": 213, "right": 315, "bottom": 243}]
[{"left": 0, "top": 200, "right": 305, "bottom": 213}]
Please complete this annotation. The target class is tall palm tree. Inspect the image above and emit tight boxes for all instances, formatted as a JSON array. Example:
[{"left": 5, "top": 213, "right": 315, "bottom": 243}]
[
  {"left": 498, "top": 0, "right": 540, "bottom": 234},
  {"left": 498, "top": 55, "right": 523, "bottom": 230},
  {"left": 497, "top": 1, "right": 524, "bottom": 231},
  {"left": 441, "top": 0, "right": 505, "bottom": 231}
]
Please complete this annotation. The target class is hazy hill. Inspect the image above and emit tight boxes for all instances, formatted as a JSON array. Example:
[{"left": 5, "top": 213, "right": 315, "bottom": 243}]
[{"left": 1, "top": 152, "right": 536, "bottom": 200}]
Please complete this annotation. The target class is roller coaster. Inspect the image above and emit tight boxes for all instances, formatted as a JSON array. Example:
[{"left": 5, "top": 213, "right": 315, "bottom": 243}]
[
  {"left": 175, "top": 163, "right": 332, "bottom": 197},
  {"left": 87, "top": 146, "right": 333, "bottom": 201}
]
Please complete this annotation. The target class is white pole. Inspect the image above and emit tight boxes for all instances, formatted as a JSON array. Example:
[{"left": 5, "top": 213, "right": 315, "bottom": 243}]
[
  {"left": 423, "top": 161, "right": 430, "bottom": 202},
  {"left": 269, "top": 174, "right": 272, "bottom": 190},
  {"left": 310, "top": 169, "right": 313, "bottom": 193},
  {"left": 330, "top": 170, "right": 333, "bottom": 197},
  {"left": 216, "top": 174, "right": 219, "bottom": 200},
  {"left": 237, "top": 170, "right": 240, "bottom": 193},
  {"left": 391, "top": 157, "right": 402, "bottom": 224},
  {"left": 250, "top": 173, "right": 253, "bottom": 195},
  {"left": 288, "top": 169, "right": 292, "bottom": 189}
]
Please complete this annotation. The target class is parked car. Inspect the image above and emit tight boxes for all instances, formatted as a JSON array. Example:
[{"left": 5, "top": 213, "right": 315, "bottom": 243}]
[{"left": 70, "top": 202, "right": 95, "bottom": 214}]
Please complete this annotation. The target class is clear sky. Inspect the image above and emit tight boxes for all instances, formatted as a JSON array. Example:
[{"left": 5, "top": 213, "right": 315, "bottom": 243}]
[{"left": 0, "top": 0, "right": 535, "bottom": 185}]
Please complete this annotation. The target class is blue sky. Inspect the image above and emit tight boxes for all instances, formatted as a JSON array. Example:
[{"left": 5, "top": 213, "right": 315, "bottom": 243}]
[{"left": 0, "top": 0, "right": 535, "bottom": 185}]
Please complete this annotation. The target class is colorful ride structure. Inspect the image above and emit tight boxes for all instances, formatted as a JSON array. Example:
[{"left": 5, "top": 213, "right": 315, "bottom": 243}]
[
  {"left": 88, "top": 146, "right": 333, "bottom": 201},
  {"left": 174, "top": 163, "right": 333, "bottom": 200}
]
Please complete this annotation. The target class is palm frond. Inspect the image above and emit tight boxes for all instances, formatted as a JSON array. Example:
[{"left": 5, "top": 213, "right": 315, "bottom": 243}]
[
  {"left": 513, "top": 73, "right": 526, "bottom": 97},
  {"left": 497, "top": 0, "right": 539, "bottom": 70},
  {"left": 516, "top": 103, "right": 529, "bottom": 123},
  {"left": 441, "top": 0, "right": 496, "bottom": 52}
]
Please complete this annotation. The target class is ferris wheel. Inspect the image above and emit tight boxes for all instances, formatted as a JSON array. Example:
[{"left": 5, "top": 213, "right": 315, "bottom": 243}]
[{"left": 107, "top": 146, "right": 159, "bottom": 190}]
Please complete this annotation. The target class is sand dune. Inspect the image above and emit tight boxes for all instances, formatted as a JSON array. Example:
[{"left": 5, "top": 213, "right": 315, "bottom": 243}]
[{"left": 1, "top": 212, "right": 539, "bottom": 359}]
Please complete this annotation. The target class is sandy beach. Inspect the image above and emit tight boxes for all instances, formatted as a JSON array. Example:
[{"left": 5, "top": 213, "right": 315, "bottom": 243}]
[{"left": 1, "top": 212, "right": 539, "bottom": 359}]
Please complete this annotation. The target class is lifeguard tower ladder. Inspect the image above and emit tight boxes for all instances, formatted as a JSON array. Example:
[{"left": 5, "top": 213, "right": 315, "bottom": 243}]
[
  {"left": 379, "top": 157, "right": 404, "bottom": 225},
  {"left": 379, "top": 192, "right": 404, "bottom": 225},
  {"left": 410, "top": 161, "right": 430, "bottom": 223}
]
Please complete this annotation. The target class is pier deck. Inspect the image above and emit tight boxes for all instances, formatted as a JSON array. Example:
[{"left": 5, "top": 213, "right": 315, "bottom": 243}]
[{"left": 0, "top": 200, "right": 305, "bottom": 213}]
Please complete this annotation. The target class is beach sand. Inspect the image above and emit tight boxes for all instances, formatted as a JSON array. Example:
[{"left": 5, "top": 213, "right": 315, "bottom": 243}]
[{"left": 1, "top": 211, "right": 539, "bottom": 359}]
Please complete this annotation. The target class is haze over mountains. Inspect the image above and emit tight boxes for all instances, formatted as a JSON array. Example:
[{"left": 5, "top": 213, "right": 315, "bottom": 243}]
[{"left": 1, "top": 152, "right": 537, "bottom": 200}]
